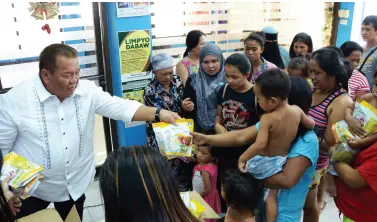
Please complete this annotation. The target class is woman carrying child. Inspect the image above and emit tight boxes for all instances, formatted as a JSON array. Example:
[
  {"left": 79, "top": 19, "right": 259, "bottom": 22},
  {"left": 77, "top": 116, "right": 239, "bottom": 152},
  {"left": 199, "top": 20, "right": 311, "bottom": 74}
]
[
  {"left": 191, "top": 77, "right": 319, "bottom": 221},
  {"left": 328, "top": 70, "right": 377, "bottom": 221},
  {"left": 238, "top": 69, "right": 315, "bottom": 222},
  {"left": 306, "top": 48, "right": 353, "bottom": 220}
]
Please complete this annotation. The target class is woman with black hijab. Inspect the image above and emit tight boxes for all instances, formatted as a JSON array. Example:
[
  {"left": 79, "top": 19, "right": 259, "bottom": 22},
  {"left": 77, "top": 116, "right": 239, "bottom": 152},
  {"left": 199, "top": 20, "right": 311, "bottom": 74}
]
[{"left": 261, "top": 26, "right": 289, "bottom": 69}]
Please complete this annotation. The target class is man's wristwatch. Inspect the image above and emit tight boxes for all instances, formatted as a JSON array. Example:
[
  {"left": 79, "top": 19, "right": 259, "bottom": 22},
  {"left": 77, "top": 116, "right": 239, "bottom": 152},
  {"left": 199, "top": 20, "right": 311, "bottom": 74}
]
[{"left": 155, "top": 107, "right": 162, "bottom": 122}]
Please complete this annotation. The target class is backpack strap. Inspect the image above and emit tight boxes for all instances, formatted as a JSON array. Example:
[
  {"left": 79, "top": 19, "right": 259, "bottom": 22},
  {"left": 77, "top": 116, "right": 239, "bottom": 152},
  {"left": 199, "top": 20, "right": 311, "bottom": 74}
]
[
  {"left": 358, "top": 46, "right": 377, "bottom": 74},
  {"left": 222, "top": 83, "right": 228, "bottom": 100}
]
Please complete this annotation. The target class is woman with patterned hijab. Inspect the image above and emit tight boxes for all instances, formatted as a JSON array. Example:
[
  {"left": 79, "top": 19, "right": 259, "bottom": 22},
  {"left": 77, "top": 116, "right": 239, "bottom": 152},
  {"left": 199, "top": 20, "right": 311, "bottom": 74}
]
[{"left": 182, "top": 43, "right": 226, "bottom": 133}]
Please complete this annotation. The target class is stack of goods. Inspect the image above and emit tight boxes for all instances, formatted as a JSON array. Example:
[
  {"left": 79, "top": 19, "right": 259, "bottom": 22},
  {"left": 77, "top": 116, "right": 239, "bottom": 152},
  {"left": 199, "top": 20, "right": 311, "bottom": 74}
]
[{"left": 0, "top": 152, "right": 44, "bottom": 199}]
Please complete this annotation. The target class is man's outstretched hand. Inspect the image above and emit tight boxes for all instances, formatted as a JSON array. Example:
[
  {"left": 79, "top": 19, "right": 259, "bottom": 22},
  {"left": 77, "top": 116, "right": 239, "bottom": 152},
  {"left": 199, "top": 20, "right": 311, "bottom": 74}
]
[{"left": 159, "top": 109, "right": 181, "bottom": 124}]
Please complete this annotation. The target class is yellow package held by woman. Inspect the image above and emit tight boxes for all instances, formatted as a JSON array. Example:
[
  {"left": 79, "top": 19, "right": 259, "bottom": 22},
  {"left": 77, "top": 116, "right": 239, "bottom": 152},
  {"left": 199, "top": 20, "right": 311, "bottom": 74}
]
[{"left": 332, "top": 101, "right": 377, "bottom": 143}]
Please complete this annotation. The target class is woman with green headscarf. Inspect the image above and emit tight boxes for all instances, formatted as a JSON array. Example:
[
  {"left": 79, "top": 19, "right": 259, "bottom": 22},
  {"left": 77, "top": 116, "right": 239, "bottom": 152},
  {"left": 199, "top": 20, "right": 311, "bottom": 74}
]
[{"left": 182, "top": 43, "right": 226, "bottom": 133}]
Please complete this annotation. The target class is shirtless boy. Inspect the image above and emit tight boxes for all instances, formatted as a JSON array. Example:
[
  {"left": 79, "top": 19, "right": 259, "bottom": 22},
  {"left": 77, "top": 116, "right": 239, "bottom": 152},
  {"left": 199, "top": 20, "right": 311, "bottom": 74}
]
[{"left": 238, "top": 69, "right": 315, "bottom": 222}]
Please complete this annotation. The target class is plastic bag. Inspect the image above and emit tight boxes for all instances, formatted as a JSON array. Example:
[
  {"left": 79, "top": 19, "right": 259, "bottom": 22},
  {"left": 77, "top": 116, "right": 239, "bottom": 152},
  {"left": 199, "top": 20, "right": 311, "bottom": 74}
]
[
  {"left": 330, "top": 143, "right": 357, "bottom": 164},
  {"left": 328, "top": 143, "right": 358, "bottom": 176},
  {"left": 0, "top": 152, "right": 44, "bottom": 199},
  {"left": 153, "top": 119, "right": 194, "bottom": 160},
  {"left": 180, "top": 192, "right": 205, "bottom": 218},
  {"left": 332, "top": 101, "right": 377, "bottom": 143}
]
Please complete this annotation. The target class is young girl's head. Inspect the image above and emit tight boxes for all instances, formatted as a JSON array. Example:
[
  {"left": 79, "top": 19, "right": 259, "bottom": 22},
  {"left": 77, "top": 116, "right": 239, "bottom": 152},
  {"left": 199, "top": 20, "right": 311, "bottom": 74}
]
[
  {"left": 225, "top": 53, "right": 251, "bottom": 90},
  {"left": 196, "top": 144, "right": 215, "bottom": 164},
  {"left": 287, "top": 57, "right": 310, "bottom": 78},
  {"left": 221, "top": 169, "right": 263, "bottom": 211}
]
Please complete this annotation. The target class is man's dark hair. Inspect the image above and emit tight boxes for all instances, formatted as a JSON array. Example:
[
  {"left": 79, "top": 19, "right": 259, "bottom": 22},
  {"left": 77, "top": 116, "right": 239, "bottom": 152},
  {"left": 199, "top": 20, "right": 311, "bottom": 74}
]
[
  {"left": 255, "top": 69, "right": 291, "bottom": 100},
  {"left": 362, "top": 15, "right": 377, "bottom": 30},
  {"left": 39, "top": 44, "right": 78, "bottom": 75},
  {"left": 225, "top": 53, "right": 251, "bottom": 75}
]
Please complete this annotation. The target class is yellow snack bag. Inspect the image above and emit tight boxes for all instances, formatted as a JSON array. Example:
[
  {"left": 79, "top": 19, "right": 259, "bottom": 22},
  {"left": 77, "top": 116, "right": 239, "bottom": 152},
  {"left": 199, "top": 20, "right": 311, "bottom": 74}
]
[
  {"left": 1, "top": 152, "right": 44, "bottom": 189},
  {"left": 152, "top": 119, "right": 194, "bottom": 159},
  {"left": 332, "top": 101, "right": 377, "bottom": 143}
]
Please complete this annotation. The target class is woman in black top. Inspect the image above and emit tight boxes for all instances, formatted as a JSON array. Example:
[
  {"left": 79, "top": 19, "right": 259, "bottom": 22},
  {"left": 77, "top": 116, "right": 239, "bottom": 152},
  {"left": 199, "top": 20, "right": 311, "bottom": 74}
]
[{"left": 214, "top": 53, "right": 260, "bottom": 170}]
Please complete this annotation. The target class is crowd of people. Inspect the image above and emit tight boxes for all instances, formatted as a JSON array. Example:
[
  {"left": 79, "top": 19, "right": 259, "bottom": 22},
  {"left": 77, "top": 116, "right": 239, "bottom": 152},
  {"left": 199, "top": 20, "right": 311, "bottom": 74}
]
[{"left": 1, "top": 14, "right": 377, "bottom": 222}]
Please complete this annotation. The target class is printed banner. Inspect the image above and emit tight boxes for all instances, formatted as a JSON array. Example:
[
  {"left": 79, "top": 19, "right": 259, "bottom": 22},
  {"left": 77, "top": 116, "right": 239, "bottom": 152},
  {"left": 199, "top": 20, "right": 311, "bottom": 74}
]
[
  {"left": 116, "top": 2, "right": 150, "bottom": 18},
  {"left": 118, "top": 29, "right": 152, "bottom": 128},
  {"left": 118, "top": 29, "right": 152, "bottom": 82}
]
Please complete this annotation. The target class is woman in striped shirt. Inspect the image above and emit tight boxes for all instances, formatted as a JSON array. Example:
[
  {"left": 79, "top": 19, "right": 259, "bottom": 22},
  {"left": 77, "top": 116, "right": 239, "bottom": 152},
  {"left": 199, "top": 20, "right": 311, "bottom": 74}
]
[
  {"left": 340, "top": 41, "right": 370, "bottom": 100},
  {"left": 304, "top": 48, "right": 353, "bottom": 222}
]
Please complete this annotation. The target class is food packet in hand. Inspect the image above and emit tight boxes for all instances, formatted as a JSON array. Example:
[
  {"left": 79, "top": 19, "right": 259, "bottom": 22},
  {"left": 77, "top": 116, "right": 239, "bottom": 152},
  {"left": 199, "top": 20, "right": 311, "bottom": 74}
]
[
  {"left": 330, "top": 143, "right": 357, "bottom": 165},
  {"left": 332, "top": 101, "right": 377, "bottom": 143},
  {"left": 0, "top": 152, "right": 44, "bottom": 199},
  {"left": 153, "top": 119, "right": 194, "bottom": 159}
]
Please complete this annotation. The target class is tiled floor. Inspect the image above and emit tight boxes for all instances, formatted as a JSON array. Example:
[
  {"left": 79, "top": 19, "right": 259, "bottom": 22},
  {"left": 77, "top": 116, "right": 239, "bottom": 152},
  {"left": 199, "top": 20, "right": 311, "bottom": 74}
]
[
  {"left": 83, "top": 180, "right": 104, "bottom": 222},
  {"left": 80, "top": 180, "right": 342, "bottom": 222}
]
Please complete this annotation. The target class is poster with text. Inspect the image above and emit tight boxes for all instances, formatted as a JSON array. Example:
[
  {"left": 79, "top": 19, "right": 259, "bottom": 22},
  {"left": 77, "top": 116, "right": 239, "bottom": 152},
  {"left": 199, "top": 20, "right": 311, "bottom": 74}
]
[
  {"left": 118, "top": 30, "right": 152, "bottom": 82},
  {"left": 122, "top": 79, "right": 151, "bottom": 128},
  {"left": 116, "top": 2, "right": 150, "bottom": 18}
]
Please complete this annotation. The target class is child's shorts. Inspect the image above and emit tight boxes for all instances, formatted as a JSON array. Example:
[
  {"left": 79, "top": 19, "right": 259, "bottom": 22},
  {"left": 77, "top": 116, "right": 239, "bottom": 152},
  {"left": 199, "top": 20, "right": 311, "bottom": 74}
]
[{"left": 246, "top": 154, "right": 288, "bottom": 179}]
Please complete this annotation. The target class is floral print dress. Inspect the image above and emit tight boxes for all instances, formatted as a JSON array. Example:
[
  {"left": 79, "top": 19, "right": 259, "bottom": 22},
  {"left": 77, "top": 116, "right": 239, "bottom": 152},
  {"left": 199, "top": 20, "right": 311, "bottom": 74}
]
[{"left": 143, "top": 75, "right": 190, "bottom": 191}]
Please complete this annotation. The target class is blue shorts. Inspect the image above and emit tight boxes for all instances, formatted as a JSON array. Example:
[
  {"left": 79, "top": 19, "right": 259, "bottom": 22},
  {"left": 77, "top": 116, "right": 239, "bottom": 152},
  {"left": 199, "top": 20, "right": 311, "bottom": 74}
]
[{"left": 246, "top": 154, "right": 288, "bottom": 179}]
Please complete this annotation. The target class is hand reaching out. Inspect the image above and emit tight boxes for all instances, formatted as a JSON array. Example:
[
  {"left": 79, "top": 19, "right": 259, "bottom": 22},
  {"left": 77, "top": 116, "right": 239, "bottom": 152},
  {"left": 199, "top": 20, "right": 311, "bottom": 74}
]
[{"left": 159, "top": 109, "right": 181, "bottom": 124}]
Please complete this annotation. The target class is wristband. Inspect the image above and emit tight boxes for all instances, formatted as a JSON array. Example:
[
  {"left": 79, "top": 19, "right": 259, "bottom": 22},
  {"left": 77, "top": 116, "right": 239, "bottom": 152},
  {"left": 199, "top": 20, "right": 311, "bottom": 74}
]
[{"left": 155, "top": 107, "right": 162, "bottom": 122}]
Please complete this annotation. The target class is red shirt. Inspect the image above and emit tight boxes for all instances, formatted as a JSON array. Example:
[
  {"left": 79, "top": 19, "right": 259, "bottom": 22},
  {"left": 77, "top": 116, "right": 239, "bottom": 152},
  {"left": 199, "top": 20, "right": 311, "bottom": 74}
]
[{"left": 335, "top": 142, "right": 377, "bottom": 221}]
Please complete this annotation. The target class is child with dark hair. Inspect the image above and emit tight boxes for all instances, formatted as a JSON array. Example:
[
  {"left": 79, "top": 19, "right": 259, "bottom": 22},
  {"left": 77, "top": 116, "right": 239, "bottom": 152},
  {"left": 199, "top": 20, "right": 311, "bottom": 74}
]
[
  {"left": 192, "top": 144, "right": 221, "bottom": 221},
  {"left": 220, "top": 169, "right": 263, "bottom": 222},
  {"left": 287, "top": 57, "right": 313, "bottom": 88},
  {"left": 238, "top": 69, "right": 315, "bottom": 222}
]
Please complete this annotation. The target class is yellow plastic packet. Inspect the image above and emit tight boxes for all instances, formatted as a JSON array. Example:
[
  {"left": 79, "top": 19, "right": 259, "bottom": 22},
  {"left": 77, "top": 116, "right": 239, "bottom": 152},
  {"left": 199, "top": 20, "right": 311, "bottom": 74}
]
[
  {"left": 153, "top": 119, "right": 194, "bottom": 160},
  {"left": 0, "top": 152, "right": 44, "bottom": 199},
  {"left": 332, "top": 101, "right": 377, "bottom": 143},
  {"left": 180, "top": 192, "right": 205, "bottom": 218}
]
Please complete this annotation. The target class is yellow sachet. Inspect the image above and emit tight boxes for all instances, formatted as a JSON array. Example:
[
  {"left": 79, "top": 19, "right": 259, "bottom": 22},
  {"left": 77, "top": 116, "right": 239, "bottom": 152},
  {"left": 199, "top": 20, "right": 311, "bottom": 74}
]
[{"left": 332, "top": 101, "right": 377, "bottom": 143}]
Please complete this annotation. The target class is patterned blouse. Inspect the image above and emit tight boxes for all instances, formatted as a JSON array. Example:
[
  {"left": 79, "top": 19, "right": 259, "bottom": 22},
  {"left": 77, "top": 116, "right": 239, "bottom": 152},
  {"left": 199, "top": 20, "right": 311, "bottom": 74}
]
[
  {"left": 181, "top": 59, "right": 199, "bottom": 76},
  {"left": 143, "top": 75, "right": 184, "bottom": 149},
  {"left": 250, "top": 57, "right": 278, "bottom": 84},
  {"left": 143, "top": 75, "right": 190, "bottom": 191}
]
